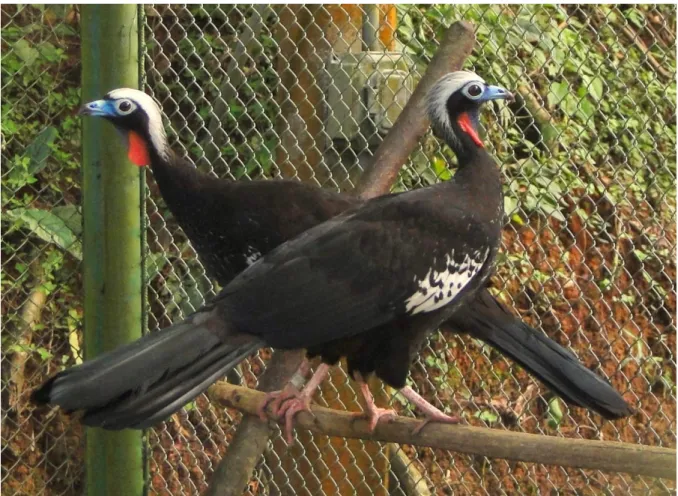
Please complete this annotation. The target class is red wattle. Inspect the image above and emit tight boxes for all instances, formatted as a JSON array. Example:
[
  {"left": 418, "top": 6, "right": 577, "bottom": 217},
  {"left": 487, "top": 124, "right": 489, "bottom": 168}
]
[
  {"left": 457, "top": 113, "right": 484, "bottom": 147},
  {"left": 128, "top": 131, "right": 151, "bottom": 166}
]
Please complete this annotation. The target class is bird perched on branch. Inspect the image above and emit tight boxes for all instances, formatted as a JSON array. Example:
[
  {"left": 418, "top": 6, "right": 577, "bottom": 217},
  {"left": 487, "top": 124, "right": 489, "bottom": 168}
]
[{"left": 33, "top": 71, "right": 631, "bottom": 441}]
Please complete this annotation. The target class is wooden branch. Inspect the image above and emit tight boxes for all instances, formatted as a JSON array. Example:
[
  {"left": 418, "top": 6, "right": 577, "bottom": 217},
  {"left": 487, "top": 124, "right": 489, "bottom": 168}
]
[
  {"left": 8, "top": 275, "right": 47, "bottom": 415},
  {"left": 209, "top": 382, "right": 676, "bottom": 481},
  {"left": 356, "top": 20, "right": 476, "bottom": 199},
  {"left": 205, "top": 350, "right": 303, "bottom": 496},
  {"left": 516, "top": 85, "right": 559, "bottom": 152},
  {"left": 387, "top": 443, "right": 432, "bottom": 496}
]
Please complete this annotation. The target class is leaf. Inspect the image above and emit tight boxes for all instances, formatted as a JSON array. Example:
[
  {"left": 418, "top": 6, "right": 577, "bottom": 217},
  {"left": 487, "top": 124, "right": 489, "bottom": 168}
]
[
  {"left": 68, "top": 328, "right": 82, "bottom": 364},
  {"left": 511, "top": 213, "right": 525, "bottom": 226},
  {"left": 52, "top": 205, "right": 82, "bottom": 237},
  {"left": 504, "top": 195, "right": 518, "bottom": 215},
  {"left": 4, "top": 207, "right": 82, "bottom": 260},
  {"left": 561, "top": 95, "right": 579, "bottom": 116},
  {"left": 45, "top": 4, "right": 70, "bottom": 20},
  {"left": 579, "top": 98, "right": 597, "bottom": 123},
  {"left": 25, "top": 126, "right": 58, "bottom": 174},
  {"left": 476, "top": 410, "right": 499, "bottom": 423},
  {"left": 431, "top": 156, "right": 452, "bottom": 181},
  {"left": 538, "top": 198, "right": 566, "bottom": 222},
  {"left": 37, "top": 346, "right": 53, "bottom": 361},
  {"left": 547, "top": 398, "right": 564, "bottom": 428},
  {"left": 588, "top": 77, "right": 604, "bottom": 102},
  {"left": 13, "top": 39, "right": 39, "bottom": 67},
  {"left": 37, "top": 41, "right": 59, "bottom": 63},
  {"left": 548, "top": 81, "right": 569, "bottom": 107},
  {"left": 145, "top": 251, "right": 170, "bottom": 281},
  {"left": 633, "top": 249, "right": 649, "bottom": 262},
  {"left": 515, "top": 18, "right": 542, "bottom": 43}
]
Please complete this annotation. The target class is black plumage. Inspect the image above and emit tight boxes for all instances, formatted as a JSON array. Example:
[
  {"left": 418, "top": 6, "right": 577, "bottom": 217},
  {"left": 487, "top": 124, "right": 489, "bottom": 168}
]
[
  {"left": 33, "top": 73, "right": 631, "bottom": 432},
  {"left": 445, "top": 290, "right": 631, "bottom": 417}
]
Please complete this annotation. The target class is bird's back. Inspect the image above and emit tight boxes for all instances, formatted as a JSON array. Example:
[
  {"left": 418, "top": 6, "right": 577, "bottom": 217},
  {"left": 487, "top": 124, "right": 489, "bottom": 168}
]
[{"left": 150, "top": 156, "right": 360, "bottom": 286}]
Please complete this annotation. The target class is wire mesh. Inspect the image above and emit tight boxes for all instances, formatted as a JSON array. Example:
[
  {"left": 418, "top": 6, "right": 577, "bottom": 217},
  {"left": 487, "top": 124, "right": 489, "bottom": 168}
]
[{"left": 2, "top": 4, "right": 676, "bottom": 495}]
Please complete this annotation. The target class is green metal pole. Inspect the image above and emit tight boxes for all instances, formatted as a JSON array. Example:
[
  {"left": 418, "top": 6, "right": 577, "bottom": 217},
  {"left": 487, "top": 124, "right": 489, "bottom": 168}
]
[{"left": 81, "top": 5, "right": 145, "bottom": 495}]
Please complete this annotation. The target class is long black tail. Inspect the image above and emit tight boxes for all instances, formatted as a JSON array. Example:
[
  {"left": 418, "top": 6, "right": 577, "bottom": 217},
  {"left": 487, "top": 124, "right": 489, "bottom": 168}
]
[
  {"left": 446, "top": 290, "right": 632, "bottom": 419},
  {"left": 32, "top": 310, "right": 263, "bottom": 430}
]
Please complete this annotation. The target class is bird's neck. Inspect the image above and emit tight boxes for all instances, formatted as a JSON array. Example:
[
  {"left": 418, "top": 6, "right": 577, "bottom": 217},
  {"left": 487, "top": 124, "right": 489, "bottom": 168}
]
[
  {"left": 146, "top": 137, "right": 216, "bottom": 220},
  {"left": 445, "top": 108, "right": 485, "bottom": 162},
  {"left": 443, "top": 109, "right": 503, "bottom": 218}
]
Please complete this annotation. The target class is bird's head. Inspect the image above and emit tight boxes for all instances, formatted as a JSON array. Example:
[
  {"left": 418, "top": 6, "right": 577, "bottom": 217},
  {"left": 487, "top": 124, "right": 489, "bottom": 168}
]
[
  {"left": 79, "top": 88, "right": 168, "bottom": 166},
  {"left": 426, "top": 71, "right": 513, "bottom": 152}
]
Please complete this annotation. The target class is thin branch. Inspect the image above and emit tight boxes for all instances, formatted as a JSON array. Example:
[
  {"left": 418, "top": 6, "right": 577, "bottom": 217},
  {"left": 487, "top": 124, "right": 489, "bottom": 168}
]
[
  {"left": 356, "top": 20, "right": 476, "bottom": 199},
  {"left": 8, "top": 266, "right": 47, "bottom": 416},
  {"left": 209, "top": 382, "right": 676, "bottom": 481},
  {"left": 591, "top": 8, "right": 672, "bottom": 81},
  {"left": 516, "top": 85, "right": 559, "bottom": 152},
  {"left": 619, "top": 21, "right": 673, "bottom": 80}
]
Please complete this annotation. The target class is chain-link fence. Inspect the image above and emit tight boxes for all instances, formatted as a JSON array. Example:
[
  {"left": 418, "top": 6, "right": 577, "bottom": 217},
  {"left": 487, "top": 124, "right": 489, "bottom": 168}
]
[{"left": 2, "top": 4, "right": 676, "bottom": 495}]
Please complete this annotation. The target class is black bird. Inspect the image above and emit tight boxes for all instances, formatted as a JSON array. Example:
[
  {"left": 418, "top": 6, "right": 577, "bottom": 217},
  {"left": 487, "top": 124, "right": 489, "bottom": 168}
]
[{"left": 34, "top": 72, "right": 631, "bottom": 440}]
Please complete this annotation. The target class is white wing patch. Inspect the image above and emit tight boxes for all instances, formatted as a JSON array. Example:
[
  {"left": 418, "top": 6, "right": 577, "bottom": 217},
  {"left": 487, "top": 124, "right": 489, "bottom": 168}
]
[{"left": 405, "top": 248, "right": 489, "bottom": 315}]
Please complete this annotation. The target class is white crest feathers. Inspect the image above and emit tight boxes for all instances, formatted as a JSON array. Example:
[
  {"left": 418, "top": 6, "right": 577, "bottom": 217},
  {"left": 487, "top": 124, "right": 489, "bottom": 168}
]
[
  {"left": 425, "top": 71, "right": 486, "bottom": 139},
  {"left": 106, "top": 88, "right": 169, "bottom": 160}
]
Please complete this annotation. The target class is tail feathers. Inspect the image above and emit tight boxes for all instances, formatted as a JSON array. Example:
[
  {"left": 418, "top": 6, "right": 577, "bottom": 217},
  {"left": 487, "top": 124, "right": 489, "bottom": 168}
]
[
  {"left": 82, "top": 339, "right": 261, "bottom": 430},
  {"left": 448, "top": 292, "right": 633, "bottom": 419},
  {"left": 32, "top": 310, "right": 263, "bottom": 429}
]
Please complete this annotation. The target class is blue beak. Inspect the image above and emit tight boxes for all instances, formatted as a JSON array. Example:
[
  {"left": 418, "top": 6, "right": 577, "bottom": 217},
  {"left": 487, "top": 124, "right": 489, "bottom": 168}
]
[
  {"left": 78, "top": 99, "right": 115, "bottom": 117},
  {"left": 480, "top": 85, "right": 514, "bottom": 103}
]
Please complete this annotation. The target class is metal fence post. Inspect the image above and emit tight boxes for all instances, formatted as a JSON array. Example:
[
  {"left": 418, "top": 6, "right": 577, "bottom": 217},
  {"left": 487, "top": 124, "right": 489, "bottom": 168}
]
[{"left": 80, "top": 5, "right": 145, "bottom": 495}]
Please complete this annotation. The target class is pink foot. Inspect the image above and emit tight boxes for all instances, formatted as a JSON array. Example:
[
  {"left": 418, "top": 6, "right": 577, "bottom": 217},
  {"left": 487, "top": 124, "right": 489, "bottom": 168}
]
[
  {"left": 353, "top": 376, "right": 397, "bottom": 432},
  {"left": 257, "top": 383, "right": 303, "bottom": 421},
  {"left": 411, "top": 410, "right": 460, "bottom": 435},
  {"left": 399, "top": 385, "right": 460, "bottom": 435},
  {"left": 257, "top": 358, "right": 312, "bottom": 421},
  {"left": 273, "top": 363, "right": 331, "bottom": 444},
  {"left": 353, "top": 406, "right": 397, "bottom": 432},
  {"left": 278, "top": 395, "right": 314, "bottom": 443}
]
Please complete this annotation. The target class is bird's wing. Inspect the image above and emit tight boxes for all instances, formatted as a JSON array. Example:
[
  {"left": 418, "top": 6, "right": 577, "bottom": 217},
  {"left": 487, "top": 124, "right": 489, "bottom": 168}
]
[{"left": 216, "top": 192, "right": 494, "bottom": 350}]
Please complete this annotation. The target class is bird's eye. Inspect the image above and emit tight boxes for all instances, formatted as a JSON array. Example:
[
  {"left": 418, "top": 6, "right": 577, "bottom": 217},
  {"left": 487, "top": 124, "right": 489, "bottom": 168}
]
[
  {"left": 463, "top": 83, "right": 484, "bottom": 100},
  {"left": 117, "top": 100, "right": 135, "bottom": 115}
]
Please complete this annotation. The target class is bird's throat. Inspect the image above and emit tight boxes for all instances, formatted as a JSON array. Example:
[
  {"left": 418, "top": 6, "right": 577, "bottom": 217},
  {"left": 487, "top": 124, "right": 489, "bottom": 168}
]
[
  {"left": 457, "top": 112, "right": 483, "bottom": 148},
  {"left": 127, "top": 131, "right": 151, "bottom": 167}
]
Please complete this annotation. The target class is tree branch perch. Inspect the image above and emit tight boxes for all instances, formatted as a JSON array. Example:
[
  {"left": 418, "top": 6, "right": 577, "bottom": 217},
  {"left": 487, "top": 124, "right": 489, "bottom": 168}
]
[
  {"left": 356, "top": 20, "right": 475, "bottom": 198},
  {"left": 209, "top": 382, "right": 676, "bottom": 481}
]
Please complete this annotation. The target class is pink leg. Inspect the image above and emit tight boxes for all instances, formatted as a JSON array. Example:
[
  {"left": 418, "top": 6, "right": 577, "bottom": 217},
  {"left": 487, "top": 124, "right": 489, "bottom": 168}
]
[
  {"left": 277, "top": 363, "right": 331, "bottom": 443},
  {"left": 399, "top": 385, "right": 460, "bottom": 435},
  {"left": 257, "top": 358, "right": 311, "bottom": 421},
  {"left": 352, "top": 375, "right": 397, "bottom": 432}
]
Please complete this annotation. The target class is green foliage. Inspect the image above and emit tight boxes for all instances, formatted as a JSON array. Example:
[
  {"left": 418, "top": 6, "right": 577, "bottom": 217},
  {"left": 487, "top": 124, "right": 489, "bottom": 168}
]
[
  {"left": 4, "top": 206, "right": 82, "bottom": 259},
  {"left": 1, "top": 3, "right": 83, "bottom": 387},
  {"left": 144, "top": 5, "right": 280, "bottom": 180},
  {"left": 396, "top": 5, "right": 676, "bottom": 224},
  {"left": 2, "top": 6, "right": 82, "bottom": 211}
]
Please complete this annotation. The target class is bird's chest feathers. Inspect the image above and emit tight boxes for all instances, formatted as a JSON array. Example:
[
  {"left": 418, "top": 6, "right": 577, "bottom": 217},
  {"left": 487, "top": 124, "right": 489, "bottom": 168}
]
[{"left": 404, "top": 247, "right": 490, "bottom": 315}]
